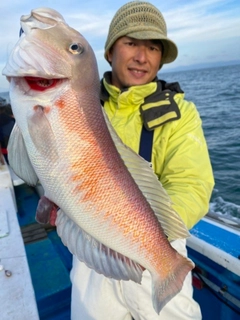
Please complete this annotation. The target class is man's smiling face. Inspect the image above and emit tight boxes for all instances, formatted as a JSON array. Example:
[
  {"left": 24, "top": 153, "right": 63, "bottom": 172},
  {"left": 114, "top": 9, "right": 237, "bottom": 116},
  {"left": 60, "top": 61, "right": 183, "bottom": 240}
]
[{"left": 107, "top": 36, "right": 162, "bottom": 89}]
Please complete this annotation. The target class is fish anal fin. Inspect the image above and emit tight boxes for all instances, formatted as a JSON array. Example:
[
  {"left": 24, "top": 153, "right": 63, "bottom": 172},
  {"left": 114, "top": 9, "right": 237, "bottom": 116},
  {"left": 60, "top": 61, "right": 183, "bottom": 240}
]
[{"left": 56, "top": 209, "right": 144, "bottom": 283}]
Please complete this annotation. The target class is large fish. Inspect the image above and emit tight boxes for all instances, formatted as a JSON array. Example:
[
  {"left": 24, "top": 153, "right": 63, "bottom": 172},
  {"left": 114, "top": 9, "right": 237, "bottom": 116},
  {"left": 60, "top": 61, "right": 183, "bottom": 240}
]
[{"left": 3, "top": 8, "right": 194, "bottom": 314}]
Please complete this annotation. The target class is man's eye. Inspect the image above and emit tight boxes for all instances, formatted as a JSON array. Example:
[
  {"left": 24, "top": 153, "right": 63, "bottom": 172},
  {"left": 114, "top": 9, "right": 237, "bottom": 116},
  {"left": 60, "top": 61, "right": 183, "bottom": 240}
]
[
  {"left": 126, "top": 42, "right": 135, "bottom": 46},
  {"left": 150, "top": 46, "right": 159, "bottom": 51}
]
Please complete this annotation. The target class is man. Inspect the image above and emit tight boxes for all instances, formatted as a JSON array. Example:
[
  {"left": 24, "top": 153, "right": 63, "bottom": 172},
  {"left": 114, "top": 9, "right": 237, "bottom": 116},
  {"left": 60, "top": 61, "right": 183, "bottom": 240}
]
[{"left": 70, "top": 1, "right": 214, "bottom": 319}]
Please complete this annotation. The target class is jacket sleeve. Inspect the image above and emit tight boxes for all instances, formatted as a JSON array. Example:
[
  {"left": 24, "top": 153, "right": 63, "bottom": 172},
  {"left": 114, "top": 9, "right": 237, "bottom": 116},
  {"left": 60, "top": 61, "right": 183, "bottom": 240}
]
[{"left": 159, "top": 95, "right": 215, "bottom": 230}]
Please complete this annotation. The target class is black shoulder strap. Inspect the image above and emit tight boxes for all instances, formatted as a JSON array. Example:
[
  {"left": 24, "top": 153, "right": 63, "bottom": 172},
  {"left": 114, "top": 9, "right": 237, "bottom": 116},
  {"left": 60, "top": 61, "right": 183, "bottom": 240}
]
[
  {"left": 140, "top": 81, "right": 183, "bottom": 131},
  {"left": 138, "top": 80, "right": 183, "bottom": 161},
  {"left": 139, "top": 125, "right": 154, "bottom": 162}
]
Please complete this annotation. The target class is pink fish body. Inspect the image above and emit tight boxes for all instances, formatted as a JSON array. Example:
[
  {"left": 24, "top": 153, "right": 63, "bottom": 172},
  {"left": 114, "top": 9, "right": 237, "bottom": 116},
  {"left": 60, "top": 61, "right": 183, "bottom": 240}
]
[{"left": 3, "top": 8, "right": 194, "bottom": 314}]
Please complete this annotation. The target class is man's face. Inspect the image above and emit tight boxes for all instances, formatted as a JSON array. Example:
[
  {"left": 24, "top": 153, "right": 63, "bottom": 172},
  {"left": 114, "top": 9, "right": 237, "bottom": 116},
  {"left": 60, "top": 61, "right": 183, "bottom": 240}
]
[{"left": 107, "top": 36, "right": 162, "bottom": 89}]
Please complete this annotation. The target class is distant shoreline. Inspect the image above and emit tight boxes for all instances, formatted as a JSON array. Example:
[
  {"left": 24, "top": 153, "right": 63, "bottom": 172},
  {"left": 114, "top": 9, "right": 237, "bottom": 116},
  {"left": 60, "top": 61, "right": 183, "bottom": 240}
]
[{"left": 160, "top": 60, "right": 240, "bottom": 75}]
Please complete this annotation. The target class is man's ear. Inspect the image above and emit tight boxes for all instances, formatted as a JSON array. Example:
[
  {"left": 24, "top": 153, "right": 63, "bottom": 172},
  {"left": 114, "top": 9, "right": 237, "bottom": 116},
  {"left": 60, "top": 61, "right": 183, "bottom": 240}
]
[{"left": 106, "top": 48, "right": 113, "bottom": 63}]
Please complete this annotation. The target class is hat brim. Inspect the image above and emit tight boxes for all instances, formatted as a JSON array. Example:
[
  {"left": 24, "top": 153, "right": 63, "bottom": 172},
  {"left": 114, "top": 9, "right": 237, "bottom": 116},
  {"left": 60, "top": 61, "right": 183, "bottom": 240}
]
[{"left": 126, "top": 30, "right": 178, "bottom": 64}]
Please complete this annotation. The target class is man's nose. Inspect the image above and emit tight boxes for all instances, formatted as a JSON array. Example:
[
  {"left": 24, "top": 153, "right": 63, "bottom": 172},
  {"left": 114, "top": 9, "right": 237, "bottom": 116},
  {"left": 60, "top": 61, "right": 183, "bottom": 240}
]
[{"left": 133, "top": 46, "right": 147, "bottom": 63}]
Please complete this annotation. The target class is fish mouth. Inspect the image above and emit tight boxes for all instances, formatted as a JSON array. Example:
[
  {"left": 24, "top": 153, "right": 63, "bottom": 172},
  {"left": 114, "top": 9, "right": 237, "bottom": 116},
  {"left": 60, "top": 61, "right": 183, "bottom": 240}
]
[{"left": 25, "top": 77, "right": 61, "bottom": 91}]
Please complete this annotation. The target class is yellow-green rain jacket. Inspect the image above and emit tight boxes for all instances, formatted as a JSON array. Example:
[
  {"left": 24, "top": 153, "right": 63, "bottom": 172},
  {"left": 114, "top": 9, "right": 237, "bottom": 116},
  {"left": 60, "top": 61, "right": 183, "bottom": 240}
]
[{"left": 101, "top": 73, "right": 215, "bottom": 230}]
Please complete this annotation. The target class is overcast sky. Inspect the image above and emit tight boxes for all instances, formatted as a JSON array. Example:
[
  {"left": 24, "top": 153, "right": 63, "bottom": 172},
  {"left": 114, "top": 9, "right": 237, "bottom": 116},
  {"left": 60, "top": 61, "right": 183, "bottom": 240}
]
[{"left": 0, "top": 0, "right": 240, "bottom": 92}]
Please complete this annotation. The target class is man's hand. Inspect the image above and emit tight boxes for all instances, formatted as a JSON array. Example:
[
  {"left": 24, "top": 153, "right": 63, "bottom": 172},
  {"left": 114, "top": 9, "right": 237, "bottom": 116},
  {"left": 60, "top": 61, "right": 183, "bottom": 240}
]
[{"left": 35, "top": 196, "right": 58, "bottom": 226}]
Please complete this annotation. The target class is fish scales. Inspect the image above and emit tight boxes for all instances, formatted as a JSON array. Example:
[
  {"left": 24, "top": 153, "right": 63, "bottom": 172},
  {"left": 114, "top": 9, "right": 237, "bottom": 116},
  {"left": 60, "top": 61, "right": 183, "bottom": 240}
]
[{"left": 2, "top": 7, "right": 194, "bottom": 314}]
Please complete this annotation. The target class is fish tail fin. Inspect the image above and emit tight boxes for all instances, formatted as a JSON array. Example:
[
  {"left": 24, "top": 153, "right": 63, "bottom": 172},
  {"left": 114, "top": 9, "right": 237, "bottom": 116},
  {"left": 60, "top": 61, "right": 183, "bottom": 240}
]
[{"left": 152, "top": 253, "right": 194, "bottom": 314}]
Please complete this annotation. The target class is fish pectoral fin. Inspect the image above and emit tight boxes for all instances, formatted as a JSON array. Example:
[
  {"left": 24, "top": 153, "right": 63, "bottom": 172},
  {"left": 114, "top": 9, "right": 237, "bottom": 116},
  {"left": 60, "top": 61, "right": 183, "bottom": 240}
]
[
  {"left": 103, "top": 110, "right": 189, "bottom": 241},
  {"left": 56, "top": 209, "right": 143, "bottom": 283},
  {"left": 27, "top": 105, "right": 58, "bottom": 158},
  {"left": 7, "top": 124, "right": 39, "bottom": 186}
]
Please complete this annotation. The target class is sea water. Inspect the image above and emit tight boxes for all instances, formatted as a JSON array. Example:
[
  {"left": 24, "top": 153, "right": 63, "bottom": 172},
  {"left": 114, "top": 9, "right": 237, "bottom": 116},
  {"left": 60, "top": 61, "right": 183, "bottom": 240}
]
[{"left": 161, "top": 64, "right": 240, "bottom": 228}]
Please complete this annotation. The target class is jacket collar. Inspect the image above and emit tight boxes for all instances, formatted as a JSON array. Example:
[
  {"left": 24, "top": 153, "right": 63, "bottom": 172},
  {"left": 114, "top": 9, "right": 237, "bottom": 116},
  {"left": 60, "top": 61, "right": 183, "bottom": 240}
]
[{"left": 100, "top": 72, "right": 158, "bottom": 106}]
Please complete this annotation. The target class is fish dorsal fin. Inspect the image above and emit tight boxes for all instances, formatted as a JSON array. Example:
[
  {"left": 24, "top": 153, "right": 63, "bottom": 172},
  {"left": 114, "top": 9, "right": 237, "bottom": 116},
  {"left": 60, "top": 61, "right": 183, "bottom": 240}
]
[
  {"left": 102, "top": 110, "right": 189, "bottom": 241},
  {"left": 56, "top": 209, "right": 143, "bottom": 282},
  {"left": 7, "top": 124, "right": 39, "bottom": 186}
]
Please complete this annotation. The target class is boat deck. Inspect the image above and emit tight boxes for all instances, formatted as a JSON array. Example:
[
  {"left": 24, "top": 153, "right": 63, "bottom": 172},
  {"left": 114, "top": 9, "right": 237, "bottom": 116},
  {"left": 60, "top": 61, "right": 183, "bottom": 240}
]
[
  {"left": 15, "top": 183, "right": 72, "bottom": 320},
  {"left": 0, "top": 159, "right": 39, "bottom": 319},
  {"left": 0, "top": 157, "right": 72, "bottom": 320}
]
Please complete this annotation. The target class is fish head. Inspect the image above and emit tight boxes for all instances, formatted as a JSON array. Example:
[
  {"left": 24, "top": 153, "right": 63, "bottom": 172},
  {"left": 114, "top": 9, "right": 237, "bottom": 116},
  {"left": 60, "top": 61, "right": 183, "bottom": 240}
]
[
  {"left": 2, "top": 7, "right": 100, "bottom": 96},
  {"left": 3, "top": 7, "right": 101, "bottom": 178}
]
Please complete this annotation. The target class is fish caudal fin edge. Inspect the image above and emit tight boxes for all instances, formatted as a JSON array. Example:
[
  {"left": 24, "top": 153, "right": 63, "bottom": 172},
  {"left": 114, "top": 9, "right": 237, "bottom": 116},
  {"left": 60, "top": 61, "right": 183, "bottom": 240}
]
[{"left": 151, "top": 254, "right": 194, "bottom": 314}]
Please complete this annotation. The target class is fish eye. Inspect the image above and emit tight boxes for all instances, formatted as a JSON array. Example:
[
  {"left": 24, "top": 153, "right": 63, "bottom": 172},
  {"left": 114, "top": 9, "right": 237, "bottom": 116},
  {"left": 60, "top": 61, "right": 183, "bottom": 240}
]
[{"left": 69, "top": 43, "right": 84, "bottom": 54}]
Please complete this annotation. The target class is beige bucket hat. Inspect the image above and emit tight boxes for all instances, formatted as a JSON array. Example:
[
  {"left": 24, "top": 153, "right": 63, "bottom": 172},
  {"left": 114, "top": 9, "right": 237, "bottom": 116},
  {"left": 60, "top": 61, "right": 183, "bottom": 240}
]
[{"left": 104, "top": 1, "right": 178, "bottom": 65}]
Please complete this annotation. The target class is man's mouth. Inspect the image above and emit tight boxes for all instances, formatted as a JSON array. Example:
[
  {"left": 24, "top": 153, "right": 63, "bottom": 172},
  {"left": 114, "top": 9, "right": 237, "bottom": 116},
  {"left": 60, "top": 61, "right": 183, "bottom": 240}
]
[
  {"left": 128, "top": 68, "right": 148, "bottom": 79},
  {"left": 129, "top": 68, "right": 147, "bottom": 74}
]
